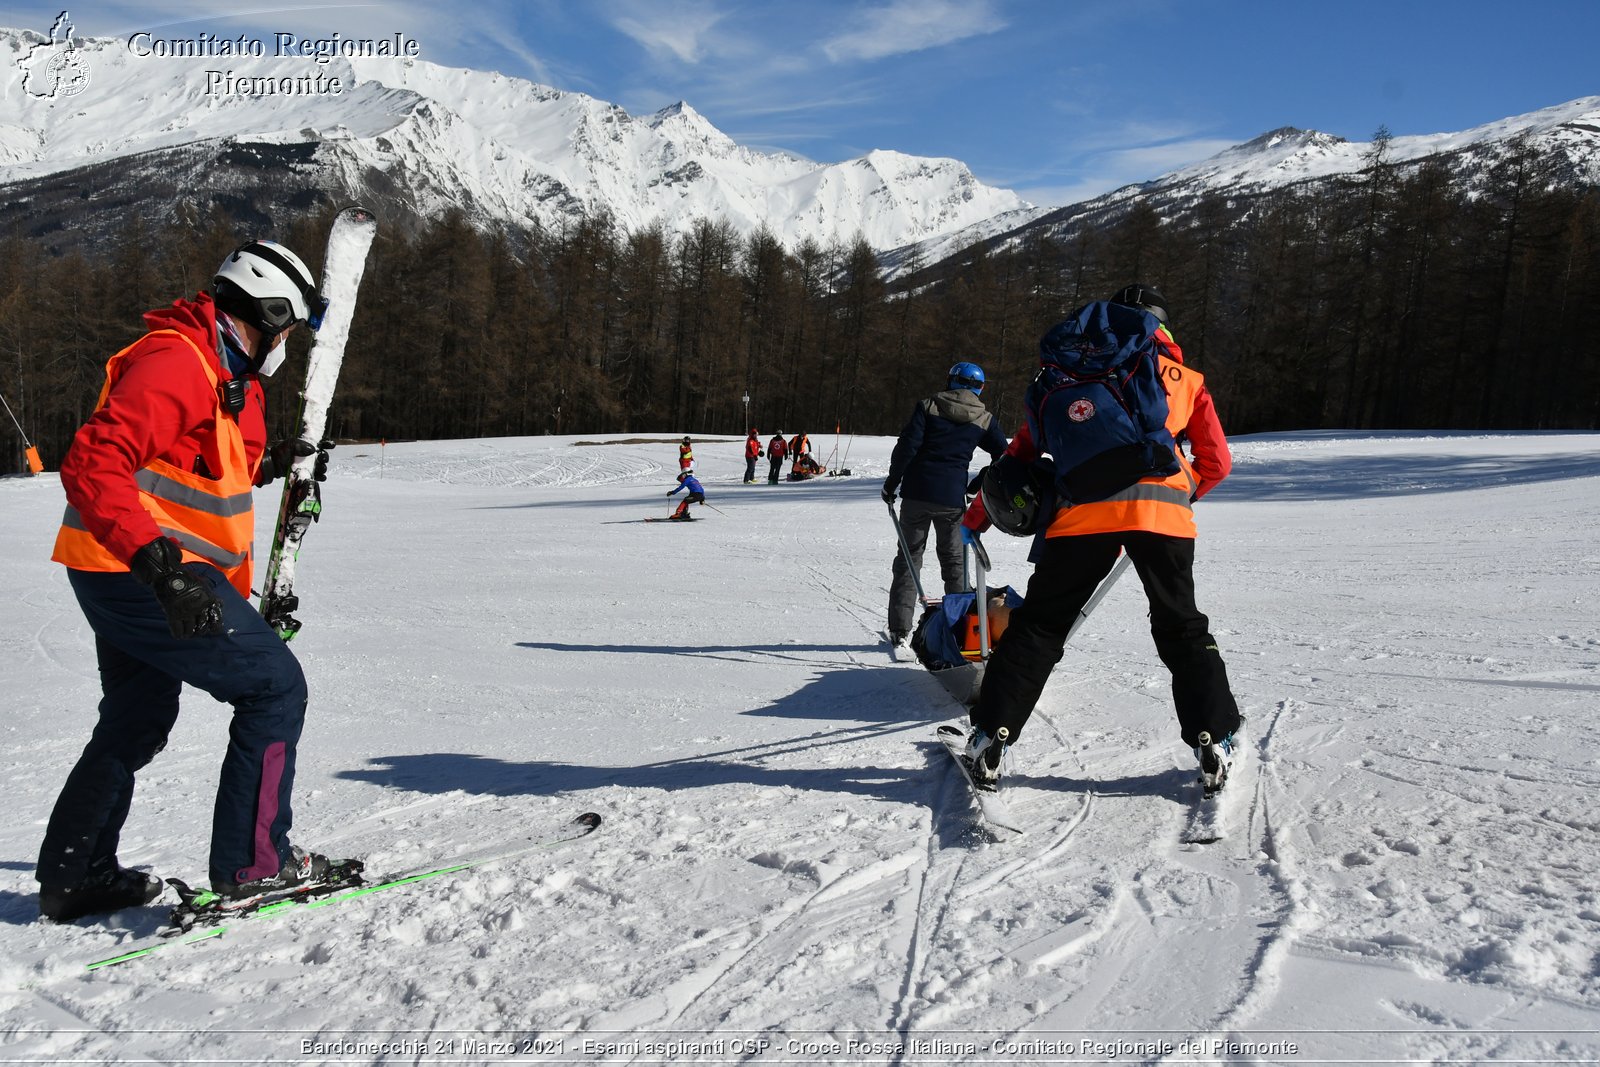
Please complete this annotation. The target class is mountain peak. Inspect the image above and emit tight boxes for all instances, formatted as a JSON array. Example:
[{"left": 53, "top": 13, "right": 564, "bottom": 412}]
[
  {"left": 1240, "top": 126, "right": 1344, "bottom": 151},
  {"left": 0, "top": 30, "right": 1028, "bottom": 254}
]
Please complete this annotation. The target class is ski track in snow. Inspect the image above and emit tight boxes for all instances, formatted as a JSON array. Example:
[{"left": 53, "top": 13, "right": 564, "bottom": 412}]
[{"left": 2, "top": 431, "right": 1599, "bottom": 1063}]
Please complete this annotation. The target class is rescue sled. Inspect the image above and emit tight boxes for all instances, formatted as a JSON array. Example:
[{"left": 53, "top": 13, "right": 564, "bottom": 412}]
[
  {"left": 910, "top": 579, "right": 1022, "bottom": 706},
  {"left": 888, "top": 500, "right": 1019, "bottom": 707}
]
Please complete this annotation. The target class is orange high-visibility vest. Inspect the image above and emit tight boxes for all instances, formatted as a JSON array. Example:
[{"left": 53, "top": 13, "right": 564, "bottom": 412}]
[
  {"left": 53, "top": 331, "right": 256, "bottom": 596},
  {"left": 1044, "top": 351, "right": 1200, "bottom": 541}
]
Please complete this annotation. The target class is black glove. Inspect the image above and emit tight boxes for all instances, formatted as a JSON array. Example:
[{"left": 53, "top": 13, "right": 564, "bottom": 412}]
[
  {"left": 257, "top": 438, "right": 334, "bottom": 486},
  {"left": 881, "top": 484, "right": 896, "bottom": 505},
  {"left": 129, "top": 538, "right": 224, "bottom": 638}
]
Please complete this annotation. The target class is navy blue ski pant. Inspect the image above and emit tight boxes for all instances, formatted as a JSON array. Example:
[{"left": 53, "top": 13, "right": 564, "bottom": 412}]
[
  {"left": 973, "top": 532, "right": 1240, "bottom": 749},
  {"left": 37, "top": 564, "right": 307, "bottom": 888}
]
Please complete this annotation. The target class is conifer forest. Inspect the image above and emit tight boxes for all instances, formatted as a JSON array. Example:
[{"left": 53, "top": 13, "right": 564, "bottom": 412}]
[{"left": 2, "top": 135, "right": 1597, "bottom": 474}]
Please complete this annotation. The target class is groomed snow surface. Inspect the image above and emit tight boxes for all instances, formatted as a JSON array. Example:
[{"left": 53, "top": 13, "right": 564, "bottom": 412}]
[{"left": 2, "top": 431, "right": 1598, "bottom": 1065}]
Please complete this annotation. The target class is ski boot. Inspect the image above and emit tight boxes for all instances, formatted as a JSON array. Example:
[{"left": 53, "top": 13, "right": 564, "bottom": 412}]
[
  {"left": 212, "top": 845, "right": 364, "bottom": 900},
  {"left": 1195, "top": 731, "right": 1236, "bottom": 797},
  {"left": 964, "top": 727, "right": 1010, "bottom": 790},
  {"left": 40, "top": 865, "right": 164, "bottom": 923}
]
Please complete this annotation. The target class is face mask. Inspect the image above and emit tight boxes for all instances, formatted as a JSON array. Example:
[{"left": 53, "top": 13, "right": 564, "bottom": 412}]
[{"left": 257, "top": 341, "right": 287, "bottom": 378}]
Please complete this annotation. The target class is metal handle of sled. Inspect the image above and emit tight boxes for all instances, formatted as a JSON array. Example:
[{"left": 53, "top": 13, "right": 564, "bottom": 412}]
[
  {"left": 970, "top": 531, "right": 992, "bottom": 659},
  {"left": 1067, "top": 552, "right": 1133, "bottom": 644},
  {"left": 885, "top": 499, "right": 929, "bottom": 604},
  {"left": 966, "top": 531, "right": 1131, "bottom": 661}
]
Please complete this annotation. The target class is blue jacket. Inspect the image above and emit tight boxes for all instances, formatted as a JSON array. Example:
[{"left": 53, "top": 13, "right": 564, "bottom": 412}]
[
  {"left": 884, "top": 390, "right": 1007, "bottom": 508},
  {"left": 669, "top": 474, "right": 705, "bottom": 496}
]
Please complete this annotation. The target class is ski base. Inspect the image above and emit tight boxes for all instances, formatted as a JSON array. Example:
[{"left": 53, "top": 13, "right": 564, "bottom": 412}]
[
  {"left": 937, "top": 724, "right": 1024, "bottom": 835},
  {"left": 1179, "top": 790, "right": 1229, "bottom": 844}
]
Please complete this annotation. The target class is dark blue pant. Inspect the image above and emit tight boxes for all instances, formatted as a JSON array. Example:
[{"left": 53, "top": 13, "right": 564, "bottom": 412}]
[
  {"left": 38, "top": 564, "right": 307, "bottom": 887},
  {"left": 974, "top": 532, "right": 1240, "bottom": 748}
]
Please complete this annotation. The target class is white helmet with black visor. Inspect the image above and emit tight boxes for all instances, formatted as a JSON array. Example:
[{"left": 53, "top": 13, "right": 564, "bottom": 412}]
[{"left": 213, "top": 240, "right": 327, "bottom": 374}]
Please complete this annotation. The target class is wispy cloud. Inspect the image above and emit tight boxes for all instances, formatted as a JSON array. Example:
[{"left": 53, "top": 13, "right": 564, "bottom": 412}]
[
  {"left": 1012, "top": 136, "right": 1241, "bottom": 208},
  {"left": 822, "top": 0, "right": 1005, "bottom": 62},
  {"left": 605, "top": 0, "right": 729, "bottom": 64}
]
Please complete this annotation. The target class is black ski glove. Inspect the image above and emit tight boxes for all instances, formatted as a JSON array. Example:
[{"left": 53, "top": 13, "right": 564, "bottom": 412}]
[
  {"left": 881, "top": 483, "right": 896, "bottom": 505},
  {"left": 257, "top": 438, "right": 334, "bottom": 486},
  {"left": 129, "top": 537, "right": 224, "bottom": 638}
]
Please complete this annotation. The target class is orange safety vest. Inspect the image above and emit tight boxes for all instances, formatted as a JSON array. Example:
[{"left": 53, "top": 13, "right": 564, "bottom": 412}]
[
  {"left": 53, "top": 331, "right": 256, "bottom": 596},
  {"left": 1044, "top": 351, "right": 1200, "bottom": 541}
]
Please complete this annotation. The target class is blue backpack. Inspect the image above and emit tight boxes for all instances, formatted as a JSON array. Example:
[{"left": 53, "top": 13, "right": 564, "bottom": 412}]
[{"left": 1025, "top": 301, "right": 1179, "bottom": 505}]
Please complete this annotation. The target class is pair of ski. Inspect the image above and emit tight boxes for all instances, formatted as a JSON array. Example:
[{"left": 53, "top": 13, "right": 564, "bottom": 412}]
[
  {"left": 923, "top": 544, "right": 1240, "bottom": 843},
  {"left": 84, "top": 813, "right": 603, "bottom": 971},
  {"left": 937, "top": 722, "right": 1244, "bottom": 843},
  {"left": 937, "top": 721, "right": 1247, "bottom": 843},
  {"left": 257, "top": 204, "right": 377, "bottom": 641}
]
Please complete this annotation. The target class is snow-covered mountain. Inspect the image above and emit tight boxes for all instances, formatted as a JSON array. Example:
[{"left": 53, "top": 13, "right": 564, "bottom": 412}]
[
  {"left": 887, "top": 96, "right": 1600, "bottom": 278},
  {"left": 0, "top": 23, "right": 1027, "bottom": 251}
]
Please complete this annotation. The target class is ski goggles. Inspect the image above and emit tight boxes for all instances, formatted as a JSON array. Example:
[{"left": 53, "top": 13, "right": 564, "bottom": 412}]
[{"left": 257, "top": 291, "right": 329, "bottom": 333}]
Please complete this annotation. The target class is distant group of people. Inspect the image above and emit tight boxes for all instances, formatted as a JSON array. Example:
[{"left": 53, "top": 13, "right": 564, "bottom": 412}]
[
  {"left": 35, "top": 227, "right": 1241, "bottom": 927},
  {"left": 672, "top": 429, "right": 820, "bottom": 496}
]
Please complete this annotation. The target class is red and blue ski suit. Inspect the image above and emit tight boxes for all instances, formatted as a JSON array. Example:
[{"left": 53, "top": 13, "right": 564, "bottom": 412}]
[
  {"left": 668, "top": 472, "right": 706, "bottom": 518},
  {"left": 40, "top": 293, "right": 312, "bottom": 890}
]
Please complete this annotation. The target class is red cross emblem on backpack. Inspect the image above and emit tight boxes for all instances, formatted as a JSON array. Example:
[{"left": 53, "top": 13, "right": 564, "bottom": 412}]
[{"left": 1067, "top": 398, "right": 1096, "bottom": 422}]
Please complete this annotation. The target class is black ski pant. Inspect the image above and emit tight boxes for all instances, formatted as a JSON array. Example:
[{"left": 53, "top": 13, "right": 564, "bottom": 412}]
[
  {"left": 972, "top": 531, "right": 1239, "bottom": 748},
  {"left": 767, "top": 456, "right": 784, "bottom": 483}
]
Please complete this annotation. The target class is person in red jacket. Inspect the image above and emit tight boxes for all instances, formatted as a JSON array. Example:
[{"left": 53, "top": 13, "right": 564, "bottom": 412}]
[
  {"left": 37, "top": 240, "right": 347, "bottom": 922},
  {"left": 766, "top": 432, "right": 788, "bottom": 484},
  {"left": 743, "top": 428, "right": 763, "bottom": 483},
  {"left": 962, "top": 284, "right": 1241, "bottom": 796}
]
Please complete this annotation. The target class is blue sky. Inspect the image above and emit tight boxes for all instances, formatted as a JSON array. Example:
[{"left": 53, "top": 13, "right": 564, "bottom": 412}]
[{"left": 8, "top": 1, "right": 1599, "bottom": 206}]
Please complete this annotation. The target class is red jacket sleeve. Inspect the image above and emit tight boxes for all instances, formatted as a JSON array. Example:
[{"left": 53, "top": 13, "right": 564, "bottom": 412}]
[
  {"left": 1184, "top": 387, "right": 1232, "bottom": 500},
  {"left": 58, "top": 336, "right": 223, "bottom": 564},
  {"left": 963, "top": 422, "right": 1039, "bottom": 531}
]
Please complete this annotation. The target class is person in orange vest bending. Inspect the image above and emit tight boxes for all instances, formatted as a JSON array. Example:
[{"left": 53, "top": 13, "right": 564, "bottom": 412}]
[
  {"left": 960, "top": 285, "right": 1241, "bottom": 797},
  {"left": 38, "top": 240, "right": 349, "bottom": 922},
  {"left": 788, "top": 431, "right": 812, "bottom": 475}
]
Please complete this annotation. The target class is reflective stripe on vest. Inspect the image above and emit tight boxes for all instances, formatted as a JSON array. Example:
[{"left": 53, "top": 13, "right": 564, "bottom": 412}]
[
  {"left": 52, "top": 329, "right": 256, "bottom": 595},
  {"left": 1044, "top": 352, "right": 1204, "bottom": 540}
]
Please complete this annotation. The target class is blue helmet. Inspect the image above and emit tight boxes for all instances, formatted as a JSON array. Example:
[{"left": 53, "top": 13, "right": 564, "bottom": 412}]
[{"left": 948, "top": 361, "right": 985, "bottom": 394}]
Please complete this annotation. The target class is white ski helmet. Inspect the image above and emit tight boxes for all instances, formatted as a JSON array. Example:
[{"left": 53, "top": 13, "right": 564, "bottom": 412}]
[{"left": 213, "top": 240, "right": 325, "bottom": 337}]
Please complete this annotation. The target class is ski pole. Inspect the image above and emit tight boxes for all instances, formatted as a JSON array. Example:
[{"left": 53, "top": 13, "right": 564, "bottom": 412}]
[
  {"left": 1066, "top": 552, "right": 1132, "bottom": 644},
  {"left": 0, "top": 389, "right": 43, "bottom": 473},
  {"left": 886, "top": 499, "right": 927, "bottom": 603}
]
